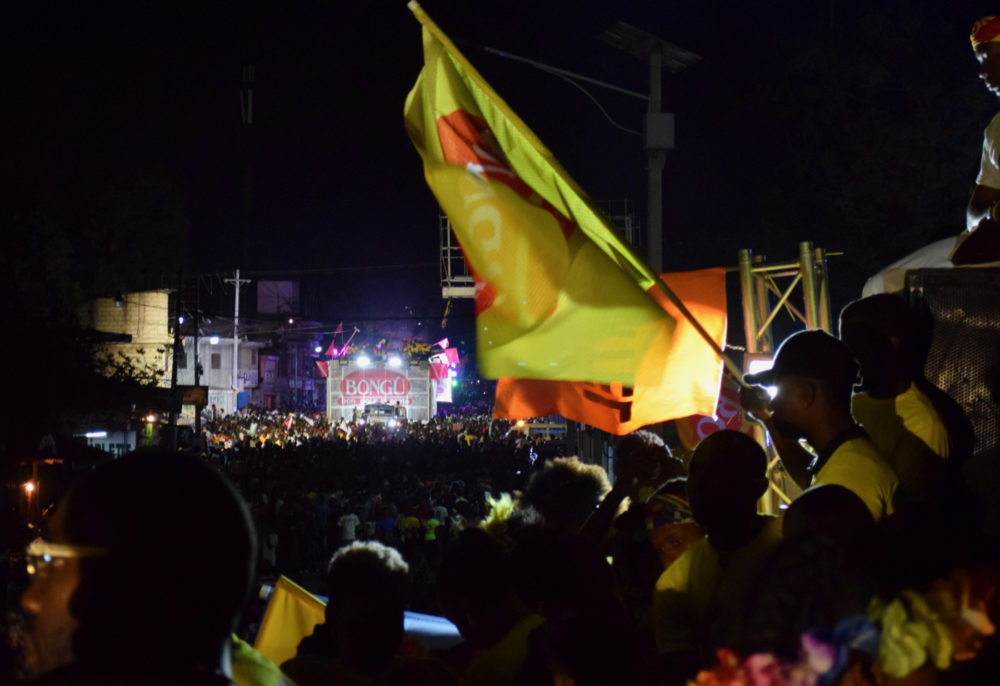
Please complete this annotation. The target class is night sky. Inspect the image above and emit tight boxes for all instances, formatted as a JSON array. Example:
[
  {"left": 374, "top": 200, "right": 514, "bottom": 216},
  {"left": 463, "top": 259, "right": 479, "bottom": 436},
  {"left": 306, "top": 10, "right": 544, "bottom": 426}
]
[{"left": 4, "top": 1, "right": 1000, "bottom": 325}]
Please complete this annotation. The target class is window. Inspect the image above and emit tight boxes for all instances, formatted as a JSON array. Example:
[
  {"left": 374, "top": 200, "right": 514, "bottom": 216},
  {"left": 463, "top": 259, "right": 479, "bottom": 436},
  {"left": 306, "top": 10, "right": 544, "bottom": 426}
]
[{"left": 211, "top": 353, "right": 222, "bottom": 370}]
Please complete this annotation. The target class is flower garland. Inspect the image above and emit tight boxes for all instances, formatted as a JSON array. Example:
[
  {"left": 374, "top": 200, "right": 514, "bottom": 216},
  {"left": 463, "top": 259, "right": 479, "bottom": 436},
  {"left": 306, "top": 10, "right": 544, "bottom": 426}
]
[{"left": 689, "top": 567, "right": 997, "bottom": 686}]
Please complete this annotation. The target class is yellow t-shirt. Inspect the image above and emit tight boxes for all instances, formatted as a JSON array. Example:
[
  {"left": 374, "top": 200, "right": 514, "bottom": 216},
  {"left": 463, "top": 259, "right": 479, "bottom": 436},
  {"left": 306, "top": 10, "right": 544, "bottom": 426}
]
[
  {"left": 652, "top": 516, "right": 782, "bottom": 654},
  {"left": 813, "top": 436, "right": 898, "bottom": 520},
  {"left": 466, "top": 613, "right": 546, "bottom": 686},
  {"left": 851, "top": 384, "right": 948, "bottom": 498}
]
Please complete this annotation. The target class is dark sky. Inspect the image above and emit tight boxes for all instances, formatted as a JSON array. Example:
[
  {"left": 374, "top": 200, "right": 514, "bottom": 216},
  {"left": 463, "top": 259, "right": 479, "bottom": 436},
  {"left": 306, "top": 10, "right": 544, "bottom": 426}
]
[{"left": 5, "top": 1, "right": 1000, "bottom": 316}]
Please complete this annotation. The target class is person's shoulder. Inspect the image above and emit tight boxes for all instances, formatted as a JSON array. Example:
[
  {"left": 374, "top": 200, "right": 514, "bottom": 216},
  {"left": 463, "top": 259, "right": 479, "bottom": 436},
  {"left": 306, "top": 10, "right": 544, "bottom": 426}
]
[
  {"left": 987, "top": 111, "right": 1000, "bottom": 134},
  {"left": 895, "top": 384, "right": 946, "bottom": 426},
  {"left": 828, "top": 436, "right": 898, "bottom": 486},
  {"left": 654, "top": 536, "right": 708, "bottom": 591}
]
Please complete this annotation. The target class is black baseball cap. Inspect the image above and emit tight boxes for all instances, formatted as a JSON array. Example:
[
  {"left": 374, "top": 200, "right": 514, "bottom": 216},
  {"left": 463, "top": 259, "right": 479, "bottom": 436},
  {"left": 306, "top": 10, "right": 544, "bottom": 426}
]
[{"left": 744, "top": 330, "right": 859, "bottom": 387}]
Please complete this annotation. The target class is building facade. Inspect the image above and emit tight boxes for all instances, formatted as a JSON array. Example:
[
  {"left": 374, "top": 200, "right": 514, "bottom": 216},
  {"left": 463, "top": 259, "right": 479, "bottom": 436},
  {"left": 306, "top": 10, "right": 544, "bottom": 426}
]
[{"left": 77, "top": 289, "right": 174, "bottom": 387}]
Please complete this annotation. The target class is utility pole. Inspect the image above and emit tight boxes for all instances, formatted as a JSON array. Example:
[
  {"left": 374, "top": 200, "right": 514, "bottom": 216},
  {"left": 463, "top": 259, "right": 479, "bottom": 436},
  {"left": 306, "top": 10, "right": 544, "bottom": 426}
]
[
  {"left": 225, "top": 269, "right": 251, "bottom": 413},
  {"left": 483, "top": 26, "right": 698, "bottom": 272},
  {"left": 600, "top": 22, "right": 699, "bottom": 272},
  {"left": 193, "top": 304, "right": 201, "bottom": 439},
  {"left": 169, "top": 270, "right": 183, "bottom": 450}
]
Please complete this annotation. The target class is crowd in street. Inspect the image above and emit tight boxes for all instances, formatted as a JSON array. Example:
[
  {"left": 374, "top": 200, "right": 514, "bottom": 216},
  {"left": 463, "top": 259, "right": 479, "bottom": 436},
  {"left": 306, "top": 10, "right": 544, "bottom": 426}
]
[
  {"left": 208, "top": 407, "right": 547, "bottom": 614},
  {"left": 6, "top": 300, "right": 1000, "bottom": 686}
]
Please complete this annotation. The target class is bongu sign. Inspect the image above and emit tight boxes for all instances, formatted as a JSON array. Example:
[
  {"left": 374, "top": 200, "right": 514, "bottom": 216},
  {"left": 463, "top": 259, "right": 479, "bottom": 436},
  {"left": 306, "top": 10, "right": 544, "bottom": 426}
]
[{"left": 340, "top": 369, "right": 411, "bottom": 403}]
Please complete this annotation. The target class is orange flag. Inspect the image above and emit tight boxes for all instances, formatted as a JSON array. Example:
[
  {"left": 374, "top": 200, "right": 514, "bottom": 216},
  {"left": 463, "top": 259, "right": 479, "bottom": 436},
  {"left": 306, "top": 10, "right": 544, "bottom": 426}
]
[{"left": 494, "top": 268, "right": 726, "bottom": 435}]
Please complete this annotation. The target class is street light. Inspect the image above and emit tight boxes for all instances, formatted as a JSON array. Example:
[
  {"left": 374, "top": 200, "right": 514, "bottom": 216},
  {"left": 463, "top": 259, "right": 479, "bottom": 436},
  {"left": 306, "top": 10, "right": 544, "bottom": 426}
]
[
  {"left": 599, "top": 22, "right": 700, "bottom": 273},
  {"left": 483, "top": 28, "right": 699, "bottom": 273}
]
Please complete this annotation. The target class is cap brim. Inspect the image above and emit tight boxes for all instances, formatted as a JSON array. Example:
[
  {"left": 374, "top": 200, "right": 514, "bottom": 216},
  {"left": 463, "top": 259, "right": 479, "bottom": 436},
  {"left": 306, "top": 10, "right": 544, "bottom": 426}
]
[{"left": 743, "top": 369, "right": 776, "bottom": 386}]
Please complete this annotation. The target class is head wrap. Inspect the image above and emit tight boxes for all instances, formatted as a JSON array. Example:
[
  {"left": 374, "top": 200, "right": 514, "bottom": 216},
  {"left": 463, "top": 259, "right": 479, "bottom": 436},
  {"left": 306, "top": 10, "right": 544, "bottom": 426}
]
[
  {"left": 645, "top": 491, "right": 696, "bottom": 528},
  {"left": 971, "top": 16, "right": 1000, "bottom": 49}
]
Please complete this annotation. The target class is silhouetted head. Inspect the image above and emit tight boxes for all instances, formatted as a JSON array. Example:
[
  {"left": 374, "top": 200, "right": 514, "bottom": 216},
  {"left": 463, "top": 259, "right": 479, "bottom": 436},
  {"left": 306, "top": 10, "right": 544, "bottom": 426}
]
[
  {"left": 687, "top": 431, "right": 768, "bottom": 536},
  {"left": 21, "top": 451, "right": 256, "bottom": 675},
  {"left": 324, "top": 541, "right": 410, "bottom": 674},
  {"left": 840, "top": 293, "right": 921, "bottom": 392},
  {"left": 784, "top": 483, "right": 874, "bottom": 544},
  {"left": 520, "top": 457, "right": 611, "bottom": 532},
  {"left": 616, "top": 430, "right": 684, "bottom": 488},
  {"left": 747, "top": 331, "right": 860, "bottom": 441}
]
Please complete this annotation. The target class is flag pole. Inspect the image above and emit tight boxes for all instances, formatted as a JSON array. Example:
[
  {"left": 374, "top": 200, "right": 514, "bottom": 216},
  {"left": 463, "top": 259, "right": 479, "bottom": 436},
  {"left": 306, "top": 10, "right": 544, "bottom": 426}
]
[{"left": 650, "top": 274, "right": 747, "bottom": 386}]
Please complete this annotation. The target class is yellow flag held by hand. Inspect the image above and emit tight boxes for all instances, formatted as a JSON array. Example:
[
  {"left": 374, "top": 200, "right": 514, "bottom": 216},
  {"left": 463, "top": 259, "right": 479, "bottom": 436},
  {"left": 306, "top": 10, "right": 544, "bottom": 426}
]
[
  {"left": 253, "top": 576, "right": 326, "bottom": 667},
  {"left": 404, "top": 2, "right": 678, "bottom": 388}
]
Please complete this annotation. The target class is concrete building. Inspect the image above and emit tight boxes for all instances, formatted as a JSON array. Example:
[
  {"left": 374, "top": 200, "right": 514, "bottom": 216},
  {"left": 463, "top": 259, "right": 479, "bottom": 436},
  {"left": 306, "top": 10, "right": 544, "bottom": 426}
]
[
  {"left": 77, "top": 289, "right": 174, "bottom": 387},
  {"left": 174, "top": 335, "right": 265, "bottom": 417}
]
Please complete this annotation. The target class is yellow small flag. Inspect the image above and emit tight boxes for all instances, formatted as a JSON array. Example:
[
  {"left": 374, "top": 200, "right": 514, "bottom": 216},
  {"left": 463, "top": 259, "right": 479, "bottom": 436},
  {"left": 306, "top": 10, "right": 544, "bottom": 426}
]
[
  {"left": 405, "top": 2, "right": 677, "bottom": 387},
  {"left": 253, "top": 576, "right": 326, "bottom": 667}
]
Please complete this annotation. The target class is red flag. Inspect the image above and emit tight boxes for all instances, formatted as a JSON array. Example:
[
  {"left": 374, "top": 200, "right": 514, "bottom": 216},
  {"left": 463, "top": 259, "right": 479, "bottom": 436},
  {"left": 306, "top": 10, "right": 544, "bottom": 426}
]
[
  {"left": 430, "top": 361, "right": 449, "bottom": 381},
  {"left": 493, "top": 268, "right": 726, "bottom": 435},
  {"left": 316, "top": 360, "right": 329, "bottom": 378},
  {"left": 284, "top": 414, "right": 294, "bottom": 430},
  {"left": 334, "top": 321, "right": 344, "bottom": 335}
]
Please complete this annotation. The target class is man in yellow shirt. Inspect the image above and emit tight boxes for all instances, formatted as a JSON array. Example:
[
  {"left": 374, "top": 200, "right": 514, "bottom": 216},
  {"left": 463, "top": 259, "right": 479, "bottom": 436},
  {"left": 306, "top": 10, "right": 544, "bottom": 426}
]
[
  {"left": 743, "top": 331, "right": 898, "bottom": 521},
  {"left": 840, "top": 294, "right": 956, "bottom": 509},
  {"left": 653, "top": 430, "right": 782, "bottom": 681}
]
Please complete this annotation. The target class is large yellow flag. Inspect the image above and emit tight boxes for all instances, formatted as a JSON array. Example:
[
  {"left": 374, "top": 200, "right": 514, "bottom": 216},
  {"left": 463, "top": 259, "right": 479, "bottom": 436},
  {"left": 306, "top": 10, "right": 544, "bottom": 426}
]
[{"left": 404, "top": 2, "right": 678, "bottom": 387}]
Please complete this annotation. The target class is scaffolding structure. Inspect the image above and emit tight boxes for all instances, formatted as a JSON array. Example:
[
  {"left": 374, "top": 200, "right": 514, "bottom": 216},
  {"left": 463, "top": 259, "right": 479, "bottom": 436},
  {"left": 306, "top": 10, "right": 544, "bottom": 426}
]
[
  {"left": 737, "top": 241, "right": 834, "bottom": 512},
  {"left": 439, "top": 214, "right": 475, "bottom": 299},
  {"left": 439, "top": 200, "right": 639, "bottom": 300}
]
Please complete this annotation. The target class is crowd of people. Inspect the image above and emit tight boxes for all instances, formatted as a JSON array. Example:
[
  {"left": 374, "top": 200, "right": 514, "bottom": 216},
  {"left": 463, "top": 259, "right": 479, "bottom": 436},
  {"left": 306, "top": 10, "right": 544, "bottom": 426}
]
[
  {"left": 11, "top": 11, "right": 1000, "bottom": 686},
  {"left": 206, "top": 408, "right": 543, "bottom": 612},
  {"left": 5, "top": 291, "right": 1000, "bottom": 686}
]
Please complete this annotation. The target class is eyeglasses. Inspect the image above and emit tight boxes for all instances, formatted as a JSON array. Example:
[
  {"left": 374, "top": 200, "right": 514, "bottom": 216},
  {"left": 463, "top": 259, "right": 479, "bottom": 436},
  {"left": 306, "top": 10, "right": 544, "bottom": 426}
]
[{"left": 25, "top": 539, "right": 110, "bottom": 579}]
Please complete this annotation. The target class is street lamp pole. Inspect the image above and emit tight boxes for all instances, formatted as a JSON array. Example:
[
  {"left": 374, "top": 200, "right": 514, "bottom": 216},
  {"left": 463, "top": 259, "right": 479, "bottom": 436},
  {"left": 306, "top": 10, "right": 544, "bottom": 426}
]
[
  {"left": 482, "top": 25, "right": 698, "bottom": 272},
  {"left": 600, "top": 22, "right": 699, "bottom": 271},
  {"left": 193, "top": 311, "right": 201, "bottom": 439}
]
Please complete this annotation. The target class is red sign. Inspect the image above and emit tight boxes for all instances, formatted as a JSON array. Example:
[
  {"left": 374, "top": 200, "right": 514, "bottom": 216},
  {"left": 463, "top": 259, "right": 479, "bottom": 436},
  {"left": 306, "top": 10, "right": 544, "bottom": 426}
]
[
  {"left": 675, "top": 375, "right": 754, "bottom": 450},
  {"left": 340, "top": 369, "right": 411, "bottom": 402}
]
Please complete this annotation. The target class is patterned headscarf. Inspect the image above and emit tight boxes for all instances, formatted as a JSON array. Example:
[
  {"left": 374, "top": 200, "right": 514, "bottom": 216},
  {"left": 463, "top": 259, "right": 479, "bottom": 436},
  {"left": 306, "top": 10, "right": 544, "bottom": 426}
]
[
  {"left": 645, "top": 491, "right": 696, "bottom": 528},
  {"left": 971, "top": 16, "right": 1000, "bottom": 49}
]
